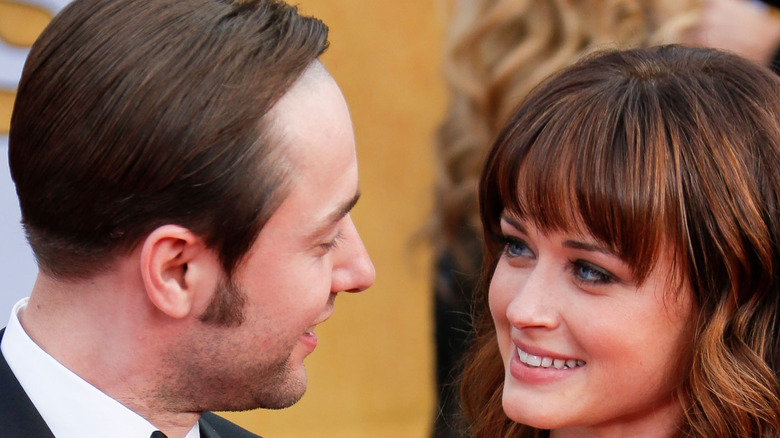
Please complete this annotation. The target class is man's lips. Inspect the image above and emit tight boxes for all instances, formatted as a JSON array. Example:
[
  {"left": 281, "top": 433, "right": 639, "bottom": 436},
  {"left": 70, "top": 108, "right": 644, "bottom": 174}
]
[
  {"left": 310, "top": 307, "right": 335, "bottom": 328},
  {"left": 298, "top": 307, "right": 334, "bottom": 351},
  {"left": 299, "top": 327, "right": 318, "bottom": 351}
]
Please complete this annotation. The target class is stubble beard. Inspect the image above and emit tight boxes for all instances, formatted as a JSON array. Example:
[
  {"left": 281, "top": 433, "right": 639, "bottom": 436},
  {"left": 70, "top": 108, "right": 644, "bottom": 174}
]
[{"left": 154, "top": 277, "right": 308, "bottom": 413}]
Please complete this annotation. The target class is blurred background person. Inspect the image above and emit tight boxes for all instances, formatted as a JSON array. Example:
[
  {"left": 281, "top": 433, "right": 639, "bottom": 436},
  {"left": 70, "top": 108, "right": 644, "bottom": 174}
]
[{"left": 682, "top": 0, "right": 780, "bottom": 73}]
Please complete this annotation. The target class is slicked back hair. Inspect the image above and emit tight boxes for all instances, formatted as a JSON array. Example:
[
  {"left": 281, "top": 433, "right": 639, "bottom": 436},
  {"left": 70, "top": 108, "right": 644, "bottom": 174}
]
[{"left": 9, "top": 0, "right": 329, "bottom": 279}]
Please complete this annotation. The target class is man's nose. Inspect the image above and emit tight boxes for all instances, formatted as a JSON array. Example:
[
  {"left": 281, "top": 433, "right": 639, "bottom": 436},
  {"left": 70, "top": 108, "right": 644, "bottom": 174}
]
[{"left": 332, "top": 215, "right": 375, "bottom": 293}]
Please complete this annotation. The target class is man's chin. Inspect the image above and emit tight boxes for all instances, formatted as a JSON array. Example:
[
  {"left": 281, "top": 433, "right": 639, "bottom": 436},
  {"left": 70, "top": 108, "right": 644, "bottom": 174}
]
[
  {"left": 243, "top": 343, "right": 312, "bottom": 410},
  {"left": 253, "top": 365, "right": 308, "bottom": 410},
  {"left": 203, "top": 358, "right": 308, "bottom": 412}
]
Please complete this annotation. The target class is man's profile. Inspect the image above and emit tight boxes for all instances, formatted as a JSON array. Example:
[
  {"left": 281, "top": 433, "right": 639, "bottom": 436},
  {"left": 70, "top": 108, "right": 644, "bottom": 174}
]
[{"left": 1, "top": 0, "right": 375, "bottom": 437}]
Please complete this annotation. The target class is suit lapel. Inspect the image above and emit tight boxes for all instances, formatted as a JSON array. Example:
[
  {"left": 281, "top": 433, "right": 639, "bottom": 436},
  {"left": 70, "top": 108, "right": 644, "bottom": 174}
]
[
  {"left": 199, "top": 413, "right": 222, "bottom": 438},
  {"left": 0, "top": 328, "right": 56, "bottom": 438},
  {"left": 199, "top": 411, "right": 262, "bottom": 438}
]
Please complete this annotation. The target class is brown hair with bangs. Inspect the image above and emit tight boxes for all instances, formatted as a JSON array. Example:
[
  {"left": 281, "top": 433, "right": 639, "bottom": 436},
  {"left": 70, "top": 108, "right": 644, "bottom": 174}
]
[{"left": 462, "top": 45, "right": 780, "bottom": 437}]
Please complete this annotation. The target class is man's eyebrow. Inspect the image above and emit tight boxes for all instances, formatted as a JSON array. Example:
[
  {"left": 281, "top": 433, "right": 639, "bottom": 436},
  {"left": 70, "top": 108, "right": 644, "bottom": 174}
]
[{"left": 311, "top": 190, "right": 361, "bottom": 237}]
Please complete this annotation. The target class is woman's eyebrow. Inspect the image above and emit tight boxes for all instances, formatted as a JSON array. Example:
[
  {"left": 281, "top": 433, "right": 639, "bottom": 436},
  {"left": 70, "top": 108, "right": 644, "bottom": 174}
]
[
  {"left": 500, "top": 214, "right": 526, "bottom": 233},
  {"left": 501, "top": 213, "right": 614, "bottom": 256},
  {"left": 563, "top": 240, "right": 613, "bottom": 256}
]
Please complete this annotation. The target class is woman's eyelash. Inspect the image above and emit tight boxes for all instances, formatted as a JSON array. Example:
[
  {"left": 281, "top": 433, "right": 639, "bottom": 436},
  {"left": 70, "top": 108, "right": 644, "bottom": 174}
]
[
  {"left": 495, "top": 230, "right": 619, "bottom": 285},
  {"left": 495, "top": 234, "right": 533, "bottom": 258},
  {"left": 571, "top": 260, "right": 616, "bottom": 285}
]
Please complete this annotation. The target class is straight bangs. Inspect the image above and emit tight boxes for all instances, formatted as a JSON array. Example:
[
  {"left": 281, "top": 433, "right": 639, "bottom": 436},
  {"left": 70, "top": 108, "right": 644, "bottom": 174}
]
[{"left": 481, "top": 65, "right": 682, "bottom": 283}]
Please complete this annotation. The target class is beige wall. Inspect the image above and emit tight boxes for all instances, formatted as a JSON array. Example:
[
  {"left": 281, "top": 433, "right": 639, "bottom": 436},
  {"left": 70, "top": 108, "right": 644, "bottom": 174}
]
[{"left": 0, "top": 1, "right": 446, "bottom": 436}]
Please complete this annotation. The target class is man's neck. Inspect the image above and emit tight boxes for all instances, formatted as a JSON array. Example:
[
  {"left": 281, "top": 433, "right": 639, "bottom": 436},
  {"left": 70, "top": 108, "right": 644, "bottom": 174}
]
[{"left": 20, "top": 273, "right": 201, "bottom": 438}]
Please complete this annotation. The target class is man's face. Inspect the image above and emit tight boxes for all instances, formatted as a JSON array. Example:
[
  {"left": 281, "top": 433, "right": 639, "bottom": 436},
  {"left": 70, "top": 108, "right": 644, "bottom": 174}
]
[{"left": 162, "top": 64, "right": 375, "bottom": 411}]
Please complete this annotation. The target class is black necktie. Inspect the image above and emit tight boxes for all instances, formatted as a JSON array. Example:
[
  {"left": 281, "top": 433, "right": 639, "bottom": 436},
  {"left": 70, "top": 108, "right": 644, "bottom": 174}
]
[{"left": 151, "top": 432, "right": 168, "bottom": 438}]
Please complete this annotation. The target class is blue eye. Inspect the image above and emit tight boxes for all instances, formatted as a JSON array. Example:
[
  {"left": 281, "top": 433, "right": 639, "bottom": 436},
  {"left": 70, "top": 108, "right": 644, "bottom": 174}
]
[
  {"left": 500, "top": 235, "right": 534, "bottom": 258},
  {"left": 572, "top": 261, "right": 614, "bottom": 284}
]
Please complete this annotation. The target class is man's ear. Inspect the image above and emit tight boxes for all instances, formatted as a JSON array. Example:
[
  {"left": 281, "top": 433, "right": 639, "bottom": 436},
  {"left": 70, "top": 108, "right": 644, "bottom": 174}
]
[{"left": 139, "top": 225, "right": 220, "bottom": 319}]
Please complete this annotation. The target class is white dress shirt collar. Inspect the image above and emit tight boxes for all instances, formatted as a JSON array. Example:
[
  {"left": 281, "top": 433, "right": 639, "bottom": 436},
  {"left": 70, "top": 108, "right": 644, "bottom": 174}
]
[{"left": 1, "top": 298, "right": 200, "bottom": 438}]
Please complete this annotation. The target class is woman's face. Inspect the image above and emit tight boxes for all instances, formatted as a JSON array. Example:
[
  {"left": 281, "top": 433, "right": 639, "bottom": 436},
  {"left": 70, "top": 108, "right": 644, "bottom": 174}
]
[{"left": 490, "top": 214, "right": 694, "bottom": 437}]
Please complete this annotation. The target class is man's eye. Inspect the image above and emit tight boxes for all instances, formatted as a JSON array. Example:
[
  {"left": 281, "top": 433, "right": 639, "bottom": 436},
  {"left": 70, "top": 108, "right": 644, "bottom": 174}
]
[{"left": 321, "top": 232, "right": 344, "bottom": 251}]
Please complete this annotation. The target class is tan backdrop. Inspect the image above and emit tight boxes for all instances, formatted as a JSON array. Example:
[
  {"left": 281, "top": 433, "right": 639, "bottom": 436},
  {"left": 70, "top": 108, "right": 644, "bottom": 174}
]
[{"left": 0, "top": 1, "right": 446, "bottom": 437}]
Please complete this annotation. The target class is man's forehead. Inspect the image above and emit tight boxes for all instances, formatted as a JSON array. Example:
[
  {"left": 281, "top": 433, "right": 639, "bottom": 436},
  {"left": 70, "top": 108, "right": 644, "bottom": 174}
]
[
  {"left": 267, "top": 62, "right": 347, "bottom": 151},
  {"left": 283, "top": 60, "right": 333, "bottom": 97},
  {"left": 259, "top": 57, "right": 357, "bottom": 238}
]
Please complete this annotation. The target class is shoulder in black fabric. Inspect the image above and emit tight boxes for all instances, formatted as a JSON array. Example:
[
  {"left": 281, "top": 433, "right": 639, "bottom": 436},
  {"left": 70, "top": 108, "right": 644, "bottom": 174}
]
[
  {"left": 0, "top": 329, "right": 56, "bottom": 438},
  {"left": 199, "top": 411, "right": 263, "bottom": 438}
]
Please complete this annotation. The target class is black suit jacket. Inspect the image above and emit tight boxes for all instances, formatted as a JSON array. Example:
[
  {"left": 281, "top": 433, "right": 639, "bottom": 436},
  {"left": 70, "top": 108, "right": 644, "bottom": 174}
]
[{"left": 0, "top": 329, "right": 261, "bottom": 438}]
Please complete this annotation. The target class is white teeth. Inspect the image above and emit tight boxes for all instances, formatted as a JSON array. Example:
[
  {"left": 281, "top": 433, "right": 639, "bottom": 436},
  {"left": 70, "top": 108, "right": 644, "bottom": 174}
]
[
  {"left": 516, "top": 346, "right": 585, "bottom": 369},
  {"left": 518, "top": 349, "right": 528, "bottom": 362}
]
